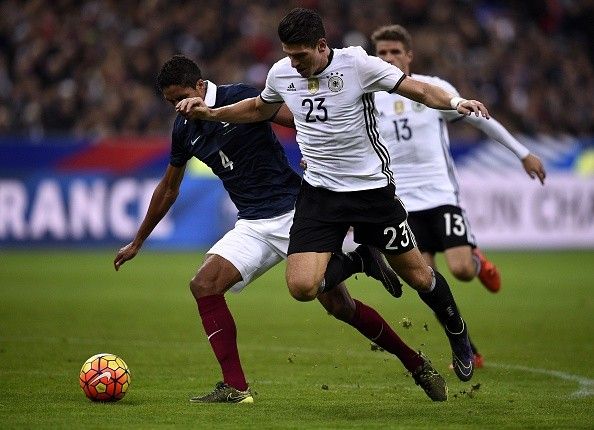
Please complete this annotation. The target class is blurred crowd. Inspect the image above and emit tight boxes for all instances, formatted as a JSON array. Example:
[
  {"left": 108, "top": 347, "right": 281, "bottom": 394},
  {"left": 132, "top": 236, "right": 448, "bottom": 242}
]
[{"left": 0, "top": 0, "right": 593, "bottom": 140}]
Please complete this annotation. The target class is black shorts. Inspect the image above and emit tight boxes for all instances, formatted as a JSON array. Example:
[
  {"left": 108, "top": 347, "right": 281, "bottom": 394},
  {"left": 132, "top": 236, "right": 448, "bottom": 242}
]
[
  {"left": 407, "top": 205, "right": 476, "bottom": 254},
  {"left": 287, "top": 181, "right": 417, "bottom": 255}
]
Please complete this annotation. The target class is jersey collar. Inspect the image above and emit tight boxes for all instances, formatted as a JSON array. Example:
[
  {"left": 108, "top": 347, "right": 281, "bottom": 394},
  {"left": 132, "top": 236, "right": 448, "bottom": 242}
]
[{"left": 204, "top": 80, "right": 217, "bottom": 107}]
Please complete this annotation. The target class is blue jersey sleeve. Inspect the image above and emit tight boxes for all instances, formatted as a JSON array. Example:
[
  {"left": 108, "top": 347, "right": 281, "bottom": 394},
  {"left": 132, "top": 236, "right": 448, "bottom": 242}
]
[{"left": 170, "top": 115, "right": 191, "bottom": 167}]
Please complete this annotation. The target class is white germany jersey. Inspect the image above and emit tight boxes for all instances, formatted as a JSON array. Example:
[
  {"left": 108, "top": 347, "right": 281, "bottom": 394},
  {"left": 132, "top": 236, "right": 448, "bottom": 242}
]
[
  {"left": 261, "top": 46, "right": 405, "bottom": 191},
  {"left": 375, "top": 74, "right": 464, "bottom": 211}
]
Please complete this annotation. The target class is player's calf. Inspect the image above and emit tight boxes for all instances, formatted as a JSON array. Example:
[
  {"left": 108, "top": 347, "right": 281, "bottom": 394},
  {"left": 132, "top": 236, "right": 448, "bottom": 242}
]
[
  {"left": 317, "top": 283, "right": 357, "bottom": 321},
  {"left": 400, "top": 266, "right": 434, "bottom": 292},
  {"left": 354, "top": 245, "right": 403, "bottom": 298},
  {"left": 384, "top": 249, "right": 434, "bottom": 293}
]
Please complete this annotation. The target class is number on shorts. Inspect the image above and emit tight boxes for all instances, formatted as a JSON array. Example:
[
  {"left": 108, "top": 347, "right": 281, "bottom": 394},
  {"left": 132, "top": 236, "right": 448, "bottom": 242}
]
[
  {"left": 444, "top": 212, "right": 466, "bottom": 236},
  {"left": 384, "top": 221, "right": 410, "bottom": 250}
]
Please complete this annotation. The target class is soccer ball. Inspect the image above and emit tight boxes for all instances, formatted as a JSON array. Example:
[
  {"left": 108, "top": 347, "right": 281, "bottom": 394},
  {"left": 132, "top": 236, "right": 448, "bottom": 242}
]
[{"left": 79, "top": 353, "right": 131, "bottom": 402}]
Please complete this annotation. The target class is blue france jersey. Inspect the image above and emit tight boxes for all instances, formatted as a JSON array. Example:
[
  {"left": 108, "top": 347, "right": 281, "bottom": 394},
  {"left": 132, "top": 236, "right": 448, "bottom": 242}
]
[{"left": 170, "top": 83, "right": 301, "bottom": 220}]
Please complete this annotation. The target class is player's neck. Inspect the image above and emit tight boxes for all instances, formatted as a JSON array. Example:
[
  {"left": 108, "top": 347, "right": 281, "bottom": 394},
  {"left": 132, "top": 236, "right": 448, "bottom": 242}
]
[{"left": 313, "top": 47, "right": 332, "bottom": 76}]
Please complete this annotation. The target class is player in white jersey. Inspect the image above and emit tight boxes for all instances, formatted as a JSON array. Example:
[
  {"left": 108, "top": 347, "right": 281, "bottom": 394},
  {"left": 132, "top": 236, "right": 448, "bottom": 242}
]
[
  {"left": 115, "top": 55, "right": 449, "bottom": 403},
  {"left": 176, "top": 8, "right": 492, "bottom": 382},
  {"left": 371, "top": 24, "right": 547, "bottom": 367}
]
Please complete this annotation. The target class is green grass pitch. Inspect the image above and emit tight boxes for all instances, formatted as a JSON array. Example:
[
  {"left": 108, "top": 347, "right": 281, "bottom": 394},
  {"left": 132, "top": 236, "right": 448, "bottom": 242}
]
[{"left": 1, "top": 250, "right": 593, "bottom": 429}]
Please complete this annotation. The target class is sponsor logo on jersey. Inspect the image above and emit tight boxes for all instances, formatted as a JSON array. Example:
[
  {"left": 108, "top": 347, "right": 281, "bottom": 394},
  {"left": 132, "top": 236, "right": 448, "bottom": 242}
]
[
  {"left": 287, "top": 82, "right": 296, "bottom": 92},
  {"left": 412, "top": 101, "right": 425, "bottom": 112},
  {"left": 394, "top": 101, "right": 405, "bottom": 114},
  {"left": 328, "top": 73, "right": 344, "bottom": 92},
  {"left": 307, "top": 78, "right": 319, "bottom": 94}
]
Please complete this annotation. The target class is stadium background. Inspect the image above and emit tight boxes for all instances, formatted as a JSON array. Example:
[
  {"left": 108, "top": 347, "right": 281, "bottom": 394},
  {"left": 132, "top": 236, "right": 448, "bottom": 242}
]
[
  {"left": 1, "top": 1, "right": 594, "bottom": 428},
  {"left": 1, "top": 0, "right": 593, "bottom": 250}
]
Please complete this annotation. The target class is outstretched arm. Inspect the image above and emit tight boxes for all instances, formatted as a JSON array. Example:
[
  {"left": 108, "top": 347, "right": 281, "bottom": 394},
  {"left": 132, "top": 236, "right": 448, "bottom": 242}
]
[
  {"left": 270, "top": 103, "right": 295, "bottom": 129},
  {"left": 463, "top": 115, "right": 546, "bottom": 185},
  {"left": 176, "top": 95, "right": 283, "bottom": 124},
  {"left": 114, "top": 164, "right": 185, "bottom": 270},
  {"left": 395, "top": 76, "right": 490, "bottom": 118}
]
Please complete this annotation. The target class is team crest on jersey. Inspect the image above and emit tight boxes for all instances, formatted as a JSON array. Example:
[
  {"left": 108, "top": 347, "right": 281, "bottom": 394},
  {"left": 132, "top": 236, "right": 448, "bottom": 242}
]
[
  {"left": 308, "top": 78, "right": 319, "bottom": 94},
  {"left": 327, "top": 72, "right": 344, "bottom": 92},
  {"left": 412, "top": 101, "right": 425, "bottom": 112},
  {"left": 393, "top": 101, "right": 405, "bottom": 114}
]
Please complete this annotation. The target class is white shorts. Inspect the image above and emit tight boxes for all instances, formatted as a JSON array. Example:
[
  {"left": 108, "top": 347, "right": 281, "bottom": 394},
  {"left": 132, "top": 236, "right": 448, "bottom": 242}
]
[{"left": 206, "top": 209, "right": 293, "bottom": 293}]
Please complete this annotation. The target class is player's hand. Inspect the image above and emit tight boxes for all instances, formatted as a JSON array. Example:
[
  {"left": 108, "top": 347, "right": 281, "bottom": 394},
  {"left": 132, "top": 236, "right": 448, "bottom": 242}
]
[
  {"left": 114, "top": 242, "right": 141, "bottom": 271},
  {"left": 457, "top": 99, "right": 490, "bottom": 119},
  {"left": 176, "top": 97, "right": 209, "bottom": 120},
  {"left": 300, "top": 158, "right": 308, "bottom": 170},
  {"left": 522, "top": 153, "right": 546, "bottom": 185}
]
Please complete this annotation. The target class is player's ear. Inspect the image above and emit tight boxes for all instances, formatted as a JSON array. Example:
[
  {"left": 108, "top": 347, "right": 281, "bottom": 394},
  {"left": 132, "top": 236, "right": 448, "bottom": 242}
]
[
  {"left": 317, "top": 38, "right": 327, "bottom": 53},
  {"left": 195, "top": 79, "right": 206, "bottom": 98}
]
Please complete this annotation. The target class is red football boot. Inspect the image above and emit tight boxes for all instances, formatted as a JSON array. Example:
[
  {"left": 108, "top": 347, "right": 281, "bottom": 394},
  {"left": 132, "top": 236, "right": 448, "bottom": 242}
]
[
  {"left": 473, "top": 353, "right": 484, "bottom": 369},
  {"left": 473, "top": 248, "right": 501, "bottom": 293}
]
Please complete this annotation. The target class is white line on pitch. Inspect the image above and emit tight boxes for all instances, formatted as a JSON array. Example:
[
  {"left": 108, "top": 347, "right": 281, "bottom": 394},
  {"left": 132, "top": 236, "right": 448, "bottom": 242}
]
[{"left": 485, "top": 362, "right": 594, "bottom": 398}]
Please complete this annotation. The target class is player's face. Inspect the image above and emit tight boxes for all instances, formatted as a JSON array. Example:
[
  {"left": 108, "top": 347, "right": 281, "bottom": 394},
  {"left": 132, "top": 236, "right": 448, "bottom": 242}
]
[
  {"left": 375, "top": 40, "right": 412, "bottom": 74},
  {"left": 282, "top": 40, "right": 328, "bottom": 78},
  {"left": 162, "top": 81, "right": 205, "bottom": 108}
]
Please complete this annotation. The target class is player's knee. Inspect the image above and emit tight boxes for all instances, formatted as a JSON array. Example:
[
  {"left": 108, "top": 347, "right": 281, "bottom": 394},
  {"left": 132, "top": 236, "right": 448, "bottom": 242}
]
[
  {"left": 286, "top": 278, "right": 318, "bottom": 302},
  {"left": 449, "top": 261, "right": 475, "bottom": 281},
  {"left": 286, "top": 269, "right": 324, "bottom": 301},
  {"left": 289, "top": 285, "right": 317, "bottom": 301},
  {"left": 189, "top": 273, "right": 223, "bottom": 299}
]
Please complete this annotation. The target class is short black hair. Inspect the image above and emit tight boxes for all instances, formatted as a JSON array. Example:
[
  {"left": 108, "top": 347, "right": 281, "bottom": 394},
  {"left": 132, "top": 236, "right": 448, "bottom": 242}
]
[
  {"left": 156, "top": 55, "right": 202, "bottom": 93},
  {"left": 370, "top": 25, "right": 413, "bottom": 52},
  {"left": 278, "top": 8, "right": 325, "bottom": 47}
]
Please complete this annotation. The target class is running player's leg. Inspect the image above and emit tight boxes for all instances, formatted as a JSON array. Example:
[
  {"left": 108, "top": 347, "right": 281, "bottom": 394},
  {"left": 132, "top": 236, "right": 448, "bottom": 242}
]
[
  {"left": 317, "top": 283, "right": 447, "bottom": 401},
  {"left": 190, "top": 254, "right": 248, "bottom": 393},
  {"left": 435, "top": 205, "right": 500, "bottom": 292},
  {"left": 409, "top": 205, "right": 474, "bottom": 282},
  {"left": 286, "top": 251, "right": 332, "bottom": 301},
  {"left": 411, "top": 208, "right": 484, "bottom": 368},
  {"left": 285, "top": 181, "right": 350, "bottom": 301},
  {"left": 318, "top": 283, "right": 422, "bottom": 371},
  {"left": 385, "top": 248, "right": 474, "bottom": 381},
  {"left": 190, "top": 215, "right": 288, "bottom": 402},
  {"left": 443, "top": 245, "right": 476, "bottom": 281},
  {"left": 353, "top": 195, "right": 474, "bottom": 382}
]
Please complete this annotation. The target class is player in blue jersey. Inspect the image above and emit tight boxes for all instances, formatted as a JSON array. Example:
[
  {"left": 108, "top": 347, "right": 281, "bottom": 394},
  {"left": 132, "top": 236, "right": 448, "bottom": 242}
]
[{"left": 113, "top": 55, "right": 448, "bottom": 403}]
